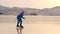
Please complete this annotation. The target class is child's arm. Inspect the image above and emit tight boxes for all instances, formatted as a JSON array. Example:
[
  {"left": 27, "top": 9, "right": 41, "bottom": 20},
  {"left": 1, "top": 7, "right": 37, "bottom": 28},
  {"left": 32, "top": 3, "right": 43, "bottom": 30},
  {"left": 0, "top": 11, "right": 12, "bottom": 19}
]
[
  {"left": 22, "top": 17, "right": 25, "bottom": 19},
  {"left": 21, "top": 12, "right": 25, "bottom": 19}
]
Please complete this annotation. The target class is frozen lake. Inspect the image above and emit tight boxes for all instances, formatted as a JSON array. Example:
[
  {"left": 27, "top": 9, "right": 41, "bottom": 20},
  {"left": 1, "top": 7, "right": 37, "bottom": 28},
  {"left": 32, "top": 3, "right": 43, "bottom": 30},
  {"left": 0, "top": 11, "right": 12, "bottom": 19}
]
[{"left": 0, "top": 15, "right": 60, "bottom": 34}]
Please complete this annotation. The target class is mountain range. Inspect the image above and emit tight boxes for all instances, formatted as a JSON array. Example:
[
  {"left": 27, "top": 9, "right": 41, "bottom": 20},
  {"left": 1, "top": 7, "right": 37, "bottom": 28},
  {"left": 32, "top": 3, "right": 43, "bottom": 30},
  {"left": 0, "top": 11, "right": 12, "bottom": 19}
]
[{"left": 0, "top": 5, "right": 60, "bottom": 16}]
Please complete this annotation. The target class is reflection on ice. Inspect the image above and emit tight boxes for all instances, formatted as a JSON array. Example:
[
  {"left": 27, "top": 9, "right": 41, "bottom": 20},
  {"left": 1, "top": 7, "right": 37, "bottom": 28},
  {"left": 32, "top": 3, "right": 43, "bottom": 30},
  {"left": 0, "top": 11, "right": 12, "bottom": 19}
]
[{"left": 16, "top": 27, "right": 23, "bottom": 34}]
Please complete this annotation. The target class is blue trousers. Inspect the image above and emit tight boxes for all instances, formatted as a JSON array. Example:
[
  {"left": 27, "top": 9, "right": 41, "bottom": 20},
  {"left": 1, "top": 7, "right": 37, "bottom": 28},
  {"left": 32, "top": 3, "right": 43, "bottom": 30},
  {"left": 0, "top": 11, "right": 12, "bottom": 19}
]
[{"left": 17, "top": 18, "right": 22, "bottom": 26}]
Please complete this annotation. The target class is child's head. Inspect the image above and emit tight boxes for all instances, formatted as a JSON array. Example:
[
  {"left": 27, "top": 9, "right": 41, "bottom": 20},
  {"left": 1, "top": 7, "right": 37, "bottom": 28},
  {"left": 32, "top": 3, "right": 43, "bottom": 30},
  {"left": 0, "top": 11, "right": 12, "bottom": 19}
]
[{"left": 21, "top": 9, "right": 25, "bottom": 13}]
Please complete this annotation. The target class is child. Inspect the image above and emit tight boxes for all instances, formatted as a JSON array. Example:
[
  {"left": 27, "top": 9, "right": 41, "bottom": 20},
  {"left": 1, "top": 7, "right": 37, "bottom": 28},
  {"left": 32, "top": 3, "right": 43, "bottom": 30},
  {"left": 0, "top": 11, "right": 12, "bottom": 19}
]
[{"left": 16, "top": 9, "right": 25, "bottom": 28}]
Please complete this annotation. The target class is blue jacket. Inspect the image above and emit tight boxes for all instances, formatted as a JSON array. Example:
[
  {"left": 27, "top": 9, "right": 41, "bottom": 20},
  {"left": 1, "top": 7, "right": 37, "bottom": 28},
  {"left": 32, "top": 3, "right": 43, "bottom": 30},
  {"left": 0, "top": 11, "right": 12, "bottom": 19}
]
[{"left": 17, "top": 12, "right": 24, "bottom": 20}]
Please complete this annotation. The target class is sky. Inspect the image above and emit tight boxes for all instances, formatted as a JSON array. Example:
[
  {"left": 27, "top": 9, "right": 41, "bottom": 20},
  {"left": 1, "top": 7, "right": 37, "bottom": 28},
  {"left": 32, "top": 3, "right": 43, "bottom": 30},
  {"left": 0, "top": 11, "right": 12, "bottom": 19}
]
[{"left": 0, "top": 0, "right": 60, "bottom": 9}]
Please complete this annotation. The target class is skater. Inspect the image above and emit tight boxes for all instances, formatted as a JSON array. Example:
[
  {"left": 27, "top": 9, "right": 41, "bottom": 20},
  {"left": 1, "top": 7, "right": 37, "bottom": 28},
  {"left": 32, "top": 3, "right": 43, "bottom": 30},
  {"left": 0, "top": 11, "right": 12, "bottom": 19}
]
[{"left": 16, "top": 9, "right": 25, "bottom": 28}]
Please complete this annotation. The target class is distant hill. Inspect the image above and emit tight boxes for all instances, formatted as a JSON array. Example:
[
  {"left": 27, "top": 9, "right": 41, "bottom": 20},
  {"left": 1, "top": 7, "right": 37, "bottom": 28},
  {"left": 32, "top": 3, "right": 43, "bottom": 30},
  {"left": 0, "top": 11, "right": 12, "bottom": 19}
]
[{"left": 0, "top": 5, "right": 60, "bottom": 16}]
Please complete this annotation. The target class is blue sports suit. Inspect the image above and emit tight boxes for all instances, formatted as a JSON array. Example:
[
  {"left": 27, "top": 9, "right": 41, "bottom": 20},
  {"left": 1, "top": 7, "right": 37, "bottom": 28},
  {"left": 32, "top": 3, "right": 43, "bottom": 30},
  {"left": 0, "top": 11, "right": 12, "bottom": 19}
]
[{"left": 17, "top": 12, "right": 24, "bottom": 27}]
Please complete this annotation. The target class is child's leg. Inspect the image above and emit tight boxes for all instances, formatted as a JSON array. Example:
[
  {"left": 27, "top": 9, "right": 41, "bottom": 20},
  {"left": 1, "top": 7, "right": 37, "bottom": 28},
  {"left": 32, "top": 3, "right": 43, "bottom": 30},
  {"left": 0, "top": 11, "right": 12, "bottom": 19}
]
[
  {"left": 17, "top": 21, "right": 19, "bottom": 27},
  {"left": 20, "top": 20, "right": 24, "bottom": 28},
  {"left": 20, "top": 21, "right": 22, "bottom": 26}
]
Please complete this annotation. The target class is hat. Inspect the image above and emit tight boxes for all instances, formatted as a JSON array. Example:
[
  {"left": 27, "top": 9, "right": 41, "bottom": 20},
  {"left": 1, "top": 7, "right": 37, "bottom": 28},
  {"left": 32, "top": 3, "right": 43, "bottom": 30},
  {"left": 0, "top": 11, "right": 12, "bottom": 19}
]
[{"left": 21, "top": 9, "right": 24, "bottom": 13}]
